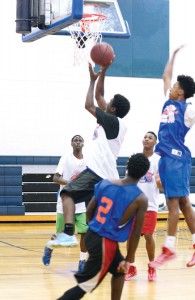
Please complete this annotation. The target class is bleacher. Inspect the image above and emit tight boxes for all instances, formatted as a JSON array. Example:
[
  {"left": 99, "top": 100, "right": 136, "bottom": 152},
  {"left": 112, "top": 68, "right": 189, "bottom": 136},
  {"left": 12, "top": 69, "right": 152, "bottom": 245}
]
[
  {"left": 0, "top": 156, "right": 60, "bottom": 217},
  {"left": 0, "top": 166, "right": 24, "bottom": 215},
  {"left": 0, "top": 156, "right": 194, "bottom": 221}
]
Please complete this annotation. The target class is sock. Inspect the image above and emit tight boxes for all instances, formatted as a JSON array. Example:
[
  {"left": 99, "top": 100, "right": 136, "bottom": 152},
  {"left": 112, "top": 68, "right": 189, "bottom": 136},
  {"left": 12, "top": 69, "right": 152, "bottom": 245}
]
[
  {"left": 64, "top": 223, "right": 74, "bottom": 236},
  {"left": 80, "top": 252, "right": 87, "bottom": 261},
  {"left": 164, "top": 236, "right": 176, "bottom": 251},
  {"left": 192, "top": 233, "right": 195, "bottom": 248}
]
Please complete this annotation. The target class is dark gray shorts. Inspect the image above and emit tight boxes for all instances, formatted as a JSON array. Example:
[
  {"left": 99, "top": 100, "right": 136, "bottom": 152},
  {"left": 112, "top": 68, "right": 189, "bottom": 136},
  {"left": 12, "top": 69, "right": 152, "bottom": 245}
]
[{"left": 60, "top": 168, "right": 102, "bottom": 205}]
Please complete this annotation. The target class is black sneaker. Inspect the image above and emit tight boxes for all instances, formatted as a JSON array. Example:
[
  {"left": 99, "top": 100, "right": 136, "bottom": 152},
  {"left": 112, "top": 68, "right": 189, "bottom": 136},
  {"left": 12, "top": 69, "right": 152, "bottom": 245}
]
[
  {"left": 42, "top": 246, "right": 53, "bottom": 266},
  {"left": 78, "top": 260, "right": 86, "bottom": 272}
]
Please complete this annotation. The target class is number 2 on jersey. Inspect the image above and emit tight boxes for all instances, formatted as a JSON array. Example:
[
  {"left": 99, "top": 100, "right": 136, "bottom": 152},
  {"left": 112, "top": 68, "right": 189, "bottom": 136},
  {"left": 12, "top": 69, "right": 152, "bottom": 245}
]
[{"left": 96, "top": 196, "right": 113, "bottom": 224}]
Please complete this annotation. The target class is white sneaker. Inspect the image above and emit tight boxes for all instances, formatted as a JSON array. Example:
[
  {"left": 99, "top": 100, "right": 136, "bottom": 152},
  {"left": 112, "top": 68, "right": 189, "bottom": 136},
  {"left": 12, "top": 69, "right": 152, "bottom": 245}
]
[{"left": 47, "top": 233, "right": 78, "bottom": 247}]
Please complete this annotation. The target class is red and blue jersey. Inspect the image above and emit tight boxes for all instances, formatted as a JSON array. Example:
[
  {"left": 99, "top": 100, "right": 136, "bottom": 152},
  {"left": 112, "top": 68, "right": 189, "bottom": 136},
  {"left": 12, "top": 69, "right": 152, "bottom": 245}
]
[
  {"left": 88, "top": 179, "right": 143, "bottom": 242},
  {"left": 155, "top": 99, "right": 191, "bottom": 161}
]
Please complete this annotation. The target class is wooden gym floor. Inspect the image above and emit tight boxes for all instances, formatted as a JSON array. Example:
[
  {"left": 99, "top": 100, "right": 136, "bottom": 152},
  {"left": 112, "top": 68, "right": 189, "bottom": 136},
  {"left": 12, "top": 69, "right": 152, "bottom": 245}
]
[{"left": 0, "top": 220, "right": 195, "bottom": 300}]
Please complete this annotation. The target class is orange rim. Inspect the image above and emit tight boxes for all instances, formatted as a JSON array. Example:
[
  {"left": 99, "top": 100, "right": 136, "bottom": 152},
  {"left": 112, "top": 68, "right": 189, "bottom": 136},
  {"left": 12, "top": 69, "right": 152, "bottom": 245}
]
[{"left": 80, "top": 13, "right": 107, "bottom": 32}]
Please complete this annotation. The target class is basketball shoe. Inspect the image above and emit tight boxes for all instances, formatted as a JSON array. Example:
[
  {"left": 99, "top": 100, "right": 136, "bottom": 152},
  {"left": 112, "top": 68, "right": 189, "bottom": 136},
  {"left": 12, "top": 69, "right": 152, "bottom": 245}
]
[
  {"left": 47, "top": 233, "right": 78, "bottom": 247},
  {"left": 42, "top": 246, "right": 53, "bottom": 266},
  {"left": 186, "top": 245, "right": 195, "bottom": 267},
  {"left": 125, "top": 265, "right": 137, "bottom": 281},
  {"left": 78, "top": 260, "right": 86, "bottom": 272},
  {"left": 149, "top": 246, "right": 176, "bottom": 268},
  {"left": 148, "top": 264, "right": 156, "bottom": 281}
]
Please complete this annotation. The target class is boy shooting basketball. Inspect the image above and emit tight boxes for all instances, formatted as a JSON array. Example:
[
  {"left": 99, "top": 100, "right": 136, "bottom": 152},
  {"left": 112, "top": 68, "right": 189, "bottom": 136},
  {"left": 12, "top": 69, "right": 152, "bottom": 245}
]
[{"left": 47, "top": 62, "right": 130, "bottom": 248}]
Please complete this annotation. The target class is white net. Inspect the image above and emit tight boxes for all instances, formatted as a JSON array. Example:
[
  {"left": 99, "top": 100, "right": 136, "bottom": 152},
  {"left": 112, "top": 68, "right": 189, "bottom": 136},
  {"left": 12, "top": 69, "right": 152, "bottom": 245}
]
[{"left": 66, "top": 13, "right": 107, "bottom": 66}]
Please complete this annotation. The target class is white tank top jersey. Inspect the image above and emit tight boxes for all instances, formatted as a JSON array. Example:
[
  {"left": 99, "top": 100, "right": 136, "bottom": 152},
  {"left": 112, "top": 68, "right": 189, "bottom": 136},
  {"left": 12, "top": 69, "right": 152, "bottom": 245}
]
[
  {"left": 55, "top": 153, "right": 86, "bottom": 214},
  {"left": 87, "top": 117, "right": 127, "bottom": 180},
  {"left": 137, "top": 153, "right": 160, "bottom": 212}
]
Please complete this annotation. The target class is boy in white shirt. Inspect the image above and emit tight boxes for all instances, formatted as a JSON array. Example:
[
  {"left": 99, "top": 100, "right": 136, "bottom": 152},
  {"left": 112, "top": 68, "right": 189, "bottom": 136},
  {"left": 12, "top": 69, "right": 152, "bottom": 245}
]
[{"left": 42, "top": 135, "right": 88, "bottom": 272}]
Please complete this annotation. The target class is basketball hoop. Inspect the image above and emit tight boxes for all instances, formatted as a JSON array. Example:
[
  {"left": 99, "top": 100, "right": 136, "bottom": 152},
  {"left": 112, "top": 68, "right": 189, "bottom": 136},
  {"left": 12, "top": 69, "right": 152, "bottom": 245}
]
[{"left": 66, "top": 11, "right": 107, "bottom": 66}]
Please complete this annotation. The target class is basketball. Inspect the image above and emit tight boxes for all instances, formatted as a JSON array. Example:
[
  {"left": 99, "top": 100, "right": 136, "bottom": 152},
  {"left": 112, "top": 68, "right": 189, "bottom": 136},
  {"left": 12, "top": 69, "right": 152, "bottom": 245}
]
[{"left": 90, "top": 42, "right": 115, "bottom": 66}]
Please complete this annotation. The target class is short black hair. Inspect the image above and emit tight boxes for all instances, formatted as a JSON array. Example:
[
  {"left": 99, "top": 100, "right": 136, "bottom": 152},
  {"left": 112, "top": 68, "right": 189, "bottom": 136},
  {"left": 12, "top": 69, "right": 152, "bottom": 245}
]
[
  {"left": 112, "top": 94, "right": 130, "bottom": 118},
  {"left": 147, "top": 131, "right": 157, "bottom": 140},
  {"left": 126, "top": 153, "right": 150, "bottom": 179},
  {"left": 71, "top": 135, "right": 84, "bottom": 142},
  {"left": 177, "top": 75, "right": 195, "bottom": 99}
]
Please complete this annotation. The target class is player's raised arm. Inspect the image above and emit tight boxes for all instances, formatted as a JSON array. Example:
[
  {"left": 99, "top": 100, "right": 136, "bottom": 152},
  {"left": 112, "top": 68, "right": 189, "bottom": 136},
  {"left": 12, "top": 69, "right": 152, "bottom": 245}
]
[
  {"left": 163, "top": 45, "right": 184, "bottom": 96},
  {"left": 95, "top": 62, "right": 113, "bottom": 111},
  {"left": 85, "top": 63, "right": 101, "bottom": 117}
]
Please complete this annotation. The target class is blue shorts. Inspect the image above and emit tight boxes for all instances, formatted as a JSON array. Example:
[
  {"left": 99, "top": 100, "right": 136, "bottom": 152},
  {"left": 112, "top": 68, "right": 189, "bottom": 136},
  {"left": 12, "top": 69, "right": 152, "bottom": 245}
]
[{"left": 159, "top": 156, "right": 191, "bottom": 198}]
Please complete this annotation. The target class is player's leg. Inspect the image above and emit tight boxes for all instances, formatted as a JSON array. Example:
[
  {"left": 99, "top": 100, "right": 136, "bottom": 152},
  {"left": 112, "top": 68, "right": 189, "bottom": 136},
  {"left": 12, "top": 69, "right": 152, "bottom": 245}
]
[
  {"left": 166, "top": 159, "right": 195, "bottom": 267},
  {"left": 75, "top": 212, "right": 88, "bottom": 272},
  {"left": 80, "top": 233, "right": 87, "bottom": 253},
  {"left": 144, "top": 228, "right": 156, "bottom": 260},
  {"left": 145, "top": 233, "right": 156, "bottom": 281},
  {"left": 47, "top": 197, "right": 78, "bottom": 247},
  {"left": 125, "top": 217, "right": 137, "bottom": 281},
  {"left": 111, "top": 274, "right": 124, "bottom": 300},
  {"left": 57, "top": 229, "right": 116, "bottom": 299},
  {"left": 150, "top": 157, "right": 179, "bottom": 267},
  {"left": 178, "top": 159, "right": 195, "bottom": 266},
  {"left": 142, "top": 211, "right": 157, "bottom": 281},
  {"left": 48, "top": 170, "right": 101, "bottom": 247},
  {"left": 150, "top": 198, "right": 177, "bottom": 268},
  {"left": 179, "top": 196, "right": 195, "bottom": 267},
  {"left": 47, "top": 192, "right": 78, "bottom": 247},
  {"left": 109, "top": 247, "right": 125, "bottom": 300},
  {"left": 166, "top": 197, "right": 180, "bottom": 236},
  {"left": 42, "top": 213, "right": 64, "bottom": 265}
]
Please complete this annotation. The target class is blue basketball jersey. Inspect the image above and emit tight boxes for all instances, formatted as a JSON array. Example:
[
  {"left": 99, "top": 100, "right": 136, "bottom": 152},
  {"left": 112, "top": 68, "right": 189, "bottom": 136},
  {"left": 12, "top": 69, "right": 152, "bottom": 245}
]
[
  {"left": 155, "top": 99, "right": 191, "bottom": 161},
  {"left": 88, "top": 179, "right": 143, "bottom": 242}
]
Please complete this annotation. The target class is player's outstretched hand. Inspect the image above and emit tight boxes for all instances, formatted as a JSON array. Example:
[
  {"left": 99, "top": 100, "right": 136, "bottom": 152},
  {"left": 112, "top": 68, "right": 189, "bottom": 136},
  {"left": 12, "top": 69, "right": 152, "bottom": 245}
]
[
  {"left": 173, "top": 44, "right": 185, "bottom": 56},
  {"left": 88, "top": 63, "right": 101, "bottom": 81}
]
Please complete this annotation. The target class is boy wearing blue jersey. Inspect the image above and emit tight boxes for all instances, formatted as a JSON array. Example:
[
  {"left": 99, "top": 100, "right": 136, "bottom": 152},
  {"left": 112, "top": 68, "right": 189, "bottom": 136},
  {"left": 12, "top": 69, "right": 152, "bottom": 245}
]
[
  {"left": 57, "top": 153, "right": 150, "bottom": 300},
  {"left": 151, "top": 46, "right": 195, "bottom": 268}
]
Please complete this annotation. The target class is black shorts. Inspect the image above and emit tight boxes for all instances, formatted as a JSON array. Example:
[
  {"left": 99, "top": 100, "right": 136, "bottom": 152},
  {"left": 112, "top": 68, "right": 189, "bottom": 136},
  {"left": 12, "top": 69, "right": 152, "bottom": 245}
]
[
  {"left": 74, "top": 229, "right": 124, "bottom": 293},
  {"left": 60, "top": 168, "right": 102, "bottom": 205}
]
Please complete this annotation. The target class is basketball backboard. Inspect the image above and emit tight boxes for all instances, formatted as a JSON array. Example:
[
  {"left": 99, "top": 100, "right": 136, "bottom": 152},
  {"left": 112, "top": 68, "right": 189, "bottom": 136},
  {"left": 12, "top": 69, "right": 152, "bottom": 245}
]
[
  {"left": 16, "top": 0, "right": 130, "bottom": 42},
  {"left": 55, "top": 0, "right": 130, "bottom": 38},
  {"left": 19, "top": 0, "right": 83, "bottom": 42}
]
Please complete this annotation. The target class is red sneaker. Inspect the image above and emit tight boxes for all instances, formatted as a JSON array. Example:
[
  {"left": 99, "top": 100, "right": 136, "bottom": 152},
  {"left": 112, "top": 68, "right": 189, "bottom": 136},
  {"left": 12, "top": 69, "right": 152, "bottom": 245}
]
[
  {"left": 125, "top": 265, "right": 137, "bottom": 281},
  {"left": 148, "top": 264, "right": 156, "bottom": 281},
  {"left": 186, "top": 252, "right": 195, "bottom": 267},
  {"left": 149, "top": 247, "right": 176, "bottom": 268}
]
